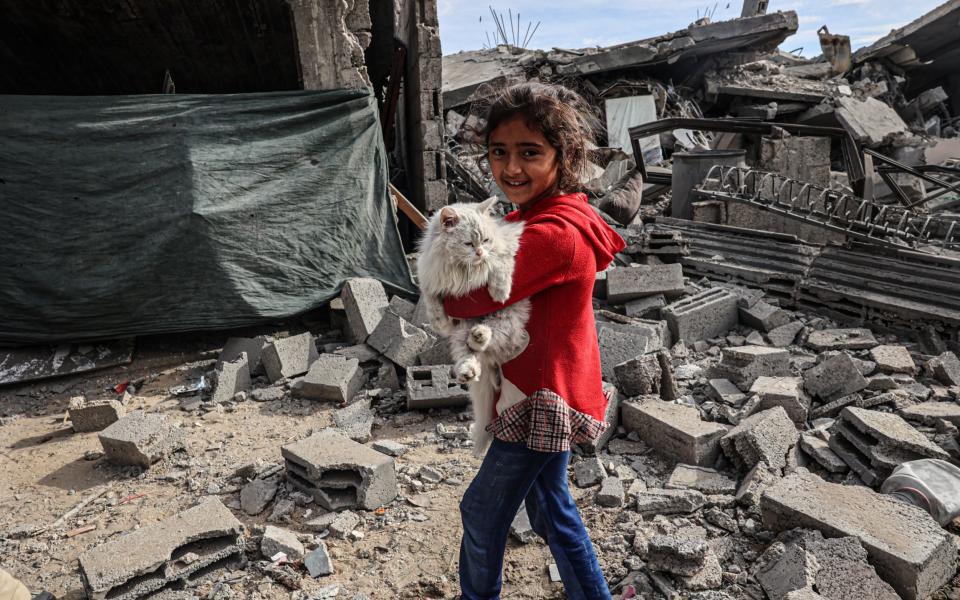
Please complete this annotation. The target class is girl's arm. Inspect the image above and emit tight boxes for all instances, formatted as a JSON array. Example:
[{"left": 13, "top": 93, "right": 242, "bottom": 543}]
[{"left": 444, "top": 219, "right": 575, "bottom": 319}]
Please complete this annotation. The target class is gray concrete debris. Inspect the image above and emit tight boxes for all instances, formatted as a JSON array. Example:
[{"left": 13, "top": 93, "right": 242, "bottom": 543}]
[
  {"left": 331, "top": 398, "right": 375, "bottom": 442},
  {"left": 328, "top": 510, "right": 361, "bottom": 538},
  {"left": 69, "top": 396, "right": 124, "bottom": 433},
  {"left": 614, "top": 353, "right": 662, "bottom": 397},
  {"left": 805, "top": 328, "right": 878, "bottom": 352},
  {"left": 754, "top": 539, "right": 820, "bottom": 600},
  {"left": 341, "top": 278, "right": 389, "bottom": 343},
  {"left": 761, "top": 468, "right": 956, "bottom": 600},
  {"left": 808, "top": 534, "right": 900, "bottom": 600},
  {"left": 262, "top": 333, "right": 320, "bottom": 383},
  {"left": 900, "top": 401, "right": 960, "bottom": 426},
  {"left": 739, "top": 300, "right": 791, "bottom": 332},
  {"left": 925, "top": 351, "right": 960, "bottom": 386},
  {"left": 282, "top": 428, "right": 398, "bottom": 511},
  {"left": 662, "top": 287, "right": 739, "bottom": 343},
  {"left": 598, "top": 327, "right": 660, "bottom": 381},
  {"left": 367, "top": 312, "right": 432, "bottom": 368},
  {"left": 869, "top": 345, "right": 916, "bottom": 374},
  {"left": 371, "top": 361, "right": 400, "bottom": 391},
  {"left": 606, "top": 264, "right": 685, "bottom": 303},
  {"left": 212, "top": 352, "right": 251, "bottom": 404},
  {"left": 749, "top": 376, "right": 809, "bottom": 422},
  {"left": 251, "top": 385, "right": 286, "bottom": 403},
  {"left": 240, "top": 478, "right": 279, "bottom": 515},
  {"left": 371, "top": 440, "right": 408, "bottom": 457},
  {"left": 736, "top": 461, "right": 779, "bottom": 507},
  {"left": 721, "top": 406, "right": 799, "bottom": 472},
  {"left": 798, "top": 434, "right": 848, "bottom": 473},
  {"left": 625, "top": 294, "right": 666, "bottom": 319},
  {"left": 574, "top": 456, "right": 606, "bottom": 488},
  {"left": 704, "top": 506, "right": 738, "bottom": 532},
  {"left": 622, "top": 398, "right": 728, "bottom": 466},
  {"left": 766, "top": 320, "right": 805, "bottom": 347},
  {"left": 405, "top": 364, "right": 470, "bottom": 409},
  {"left": 416, "top": 336, "right": 454, "bottom": 366},
  {"left": 708, "top": 379, "right": 748, "bottom": 405},
  {"left": 291, "top": 354, "right": 362, "bottom": 403},
  {"left": 333, "top": 344, "right": 379, "bottom": 363},
  {"left": 579, "top": 383, "right": 621, "bottom": 454},
  {"left": 635, "top": 488, "right": 706, "bottom": 516},
  {"left": 647, "top": 534, "right": 709, "bottom": 576},
  {"left": 386, "top": 296, "right": 416, "bottom": 323},
  {"left": 834, "top": 96, "right": 908, "bottom": 147},
  {"left": 678, "top": 551, "right": 723, "bottom": 591},
  {"left": 510, "top": 504, "right": 537, "bottom": 544},
  {"left": 98, "top": 410, "right": 185, "bottom": 468},
  {"left": 261, "top": 525, "right": 305, "bottom": 561},
  {"left": 78, "top": 498, "right": 243, "bottom": 600},
  {"left": 596, "top": 477, "right": 625, "bottom": 507},
  {"left": 803, "top": 353, "right": 868, "bottom": 401},
  {"left": 666, "top": 464, "right": 737, "bottom": 495},
  {"left": 217, "top": 336, "right": 268, "bottom": 376},
  {"left": 714, "top": 345, "right": 791, "bottom": 389},
  {"left": 267, "top": 498, "right": 295, "bottom": 522},
  {"left": 828, "top": 406, "right": 949, "bottom": 485},
  {"left": 305, "top": 542, "right": 334, "bottom": 578}
]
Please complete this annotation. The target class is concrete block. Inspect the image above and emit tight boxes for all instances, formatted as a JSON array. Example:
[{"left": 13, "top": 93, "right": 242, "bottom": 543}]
[
  {"left": 262, "top": 333, "right": 319, "bottom": 382},
  {"left": 665, "top": 464, "right": 736, "bottom": 495},
  {"left": 925, "top": 351, "right": 960, "bottom": 386},
  {"left": 761, "top": 469, "right": 956, "bottom": 600},
  {"left": 69, "top": 396, "right": 124, "bottom": 433},
  {"left": 808, "top": 534, "right": 900, "bottom": 600},
  {"left": 579, "top": 384, "right": 620, "bottom": 453},
  {"left": 333, "top": 344, "right": 379, "bottom": 363},
  {"left": 282, "top": 428, "right": 398, "bottom": 511},
  {"left": 614, "top": 353, "right": 661, "bottom": 397},
  {"left": 721, "top": 406, "right": 799, "bottom": 472},
  {"left": 290, "top": 354, "right": 362, "bottom": 403},
  {"left": 598, "top": 327, "right": 659, "bottom": 382},
  {"left": 341, "top": 278, "right": 389, "bottom": 342},
  {"left": 211, "top": 352, "right": 251, "bottom": 404},
  {"left": 708, "top": 379, "right": 748, "bottom": 405},
  {"left": 624, "top": 294, "right": 665, "bottom": 319},
  {"left": 738, "top": 300, "right": 791, "bottom": 332},
  {"left": 647, "top": 535, "right": 709, "bottom": 576},
  {"left": 635, "top": 488, "right": 706, "bottom": 516},
  {"left": 754, "top": 540, "right": 819, "bottom": 600},
  {"left": 662, "top": 288, "right": 739, "bottom": 343},
  {"left": 331, "top": 398, "right": 374, "bottom": 442},
  {"left": 803, "top": 353, "right": 868, "bottom": 401},
  {"left": 714, "top": 345, "right": 792, "bottom": 389},
  {"left": 574, "top": 456, "right": 606, "bottom": 487},
  {"left": 78, "top": 498, "right": 243, "bottom": 600},
  {"left": 900, "top": 401, "right": 960, "bottom": 426},
  {"left": 416, "top": 337, "right": 453, "bottom": 366},
  {"left": 606, "top": 264, "right": 685, "bottom": 303},
  {"left": 596, "top": 477, "right": 625, "bottom": 507},
  {"left": 99, "top": 411, "right": 185, "bottom": 468},
  {"left": 798, "top": 434, "right": 848, "bottom": 473},
  {"left": 405, "top": 365, "right": 470, "bottom": 409},
  {"left": 767, "top": 320, "right": 804, "bottom": 347},
  {"left": 371, "top": 439, "right": 407, "bottom": 457},
  {"left": 240, "top": 478, "right": 278, "bottom": 515},
  {"left": 217, "top": 336, "right": 268, "bottom": 376},
  {"left": 386, "top": 295, "right": 416, "bottom": 322},
  {"left": 305, "top": 542, "right": 334, "bottom": 577},
  {"left": 805, "top": 328, "right": 878, "bottom": 351},
  {"left": 367, "top": 312, "right": 431, "bottom": 368},
  {"left": 621, "top": 398, "right": 728, "bottom": 466},
  {"left": 749, "top": 376, "right": 809, "bottom": 423},
  {"left": 736, "top": 461, "right": 779, "bottom": 507},
  {"left": 371, "top": 360, "right": 400, "bottom": 391},
  {"left": 869, "top": 345, "right": 916, "bottom": 374},
  {"left": 261, "top": 525, "right": 304, "bottom": 561}
]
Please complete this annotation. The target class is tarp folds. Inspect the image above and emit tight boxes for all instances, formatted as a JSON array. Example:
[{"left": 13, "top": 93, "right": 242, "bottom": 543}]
[{"left": 0, "top": 89, "right": 415, "bottom": 344}]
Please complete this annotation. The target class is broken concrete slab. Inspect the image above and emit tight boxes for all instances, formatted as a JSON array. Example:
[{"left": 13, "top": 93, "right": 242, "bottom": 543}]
[
  {"left": 367, "top": 312, "right": 431, "bottom": 368},
  {"left": 635, "top": 488, "right": 706, "bottom": 517},
  {"left": 606, "top": 264, "right": 685, "bottom": 303},
  {"left": 240, "top": 478, "right": 279, "bottom": 516},
  {"left": 869, "top": 345, "right": 916, "bottom": 374},
  {"left": 739, "top": 300, "right": 790, "bottom": 332},
  {"left": 614, "top": 353, "right": 662, "bottom": 397},
  {"left": 736, "top": 460, "right": 779, "bottom": 508},
  {"left": 68, "top": 396, "right": 124, "bottom": 433},
  {"left": 761, "top": 469, "right": 955, "bottom": 600},
  {"left": 341, "top": 278, "right": 389, "bottom": 343},
  {"left": 808, "top": 534, "right": 900, "bottom": 600},
  {"left": 510, "top": 504, "right": 537, "bottom": 544},
  {"left": 647, "top": 534, "right": 709, "bottom": 576},
  {"left": 211, "top": 352, "right": 251, "bottom": 404},
  {"left": 622, "top": 398, "right": 728, "bottom": 466},
  {"left": 900, "top": 401, "right": 960, "bottom": 426},
  {"left": 262, "top": 333, "right": 319, "bottom": 383},
  {"left": 803, "top": 353, "right": 868, "bottom": 401},
  {"left": 78, "top": 498, "right": 243, "bottom": 600},
  {"left": 282, "top": 428, "right": 397, "bottom": 511},
  {"left": 596, "top": 477, "right": 625, "bottom": 507},
  {"left": 662, "top": 287, "right": 739, "bottom": 344},
  {"left": 666, "top": 464, "right": 736, "bottom": 495},
  {"left": 834, "top": 97, "right": 909, "bottom": 148},
  {"left": 767, "top": 320, "right": 804, "bottom": 347},
  {"left": 405, "top": 364, "right": 470, "bottom": 409},
  {"left": 925, "top": 351, "right": 960, "bottom": 386},
  {"left": 721, "top": 406, "right": 799, "bottom": 472},
  {"left": 625, "top": 294, "right": 666, "bottom": 319},
  {"left": 598, "top": 326, "right": 661, "bottom": 381},
  {"left": 262, "top": 525, "right": 304, "bottom": 561},
  {"left": 305, "top": 542, "right": 334, "bottom": 577},
  {"left": 331, "top": 398, "right": 375, "bottom": 443},
  {"left": 798, "top": 434, "right": 848, "bottom": 474},
  {"left": 714, "top": 345, "right": 792, "bottom": 389},
  {"left": 574, "top": 456, "right": 606, "bottom": 488},
  {"left": 290, "top": 354, "right": 362, "bottom": 403},
  {"left": 805, "top": 328, "right": 878, "bottom": 352},
  {"left": 98, "top": 411, "right": 185, "bottom": 468},
  {"left": 749, "top": 376, "right": 809, "bottom": 423},
  {"left": 754, "top": 540, "right": 819, "bottom": 600},
  {"left": 708, "top": 379, "right": 748, "bottom": 405},
  {"left": 217, "top": 336, "right": 268, "bottom": 376}
]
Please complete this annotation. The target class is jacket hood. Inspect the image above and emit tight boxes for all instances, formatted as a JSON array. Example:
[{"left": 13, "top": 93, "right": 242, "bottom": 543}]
[{"left": 511, "top": 192, "right": 625, "bottom": 272}]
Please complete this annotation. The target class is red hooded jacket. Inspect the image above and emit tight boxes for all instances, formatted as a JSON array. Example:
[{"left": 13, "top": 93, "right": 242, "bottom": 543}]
[{"left": 444, "top": 192, "right": 625, "bottom": 426}]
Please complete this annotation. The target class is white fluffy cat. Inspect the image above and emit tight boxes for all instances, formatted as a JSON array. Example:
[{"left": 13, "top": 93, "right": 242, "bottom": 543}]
[{"left": 416, "top": 198, "right": 531, "bottom": 453}]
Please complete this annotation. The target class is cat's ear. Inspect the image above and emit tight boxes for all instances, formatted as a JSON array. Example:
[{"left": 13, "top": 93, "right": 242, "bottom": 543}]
[
  {"left": 478, "top": 197, "right": 498, "bottom": 214},
  {"left": 439, "top": 207, "right": 459, "bottom": 229}
]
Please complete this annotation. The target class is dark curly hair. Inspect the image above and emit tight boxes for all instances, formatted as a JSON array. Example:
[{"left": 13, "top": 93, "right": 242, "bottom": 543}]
[{"left": 473, "top": 81, "right": 600, "bottom": 191}]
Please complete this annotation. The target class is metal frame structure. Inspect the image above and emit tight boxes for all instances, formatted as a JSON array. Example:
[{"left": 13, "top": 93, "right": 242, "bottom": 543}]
[{"left": 866, "top": 148, "right": 960, "bottom": 208}]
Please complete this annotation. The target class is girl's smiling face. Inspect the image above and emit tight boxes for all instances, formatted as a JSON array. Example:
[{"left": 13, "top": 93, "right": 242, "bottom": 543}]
[{"left": 488, "top": 116, "right": 560, "bottom": 209}]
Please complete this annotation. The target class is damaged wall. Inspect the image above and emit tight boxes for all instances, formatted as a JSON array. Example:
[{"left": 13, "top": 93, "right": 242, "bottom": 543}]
[{"left": 288, "top": 0, "right": 373, "bottom": 90}]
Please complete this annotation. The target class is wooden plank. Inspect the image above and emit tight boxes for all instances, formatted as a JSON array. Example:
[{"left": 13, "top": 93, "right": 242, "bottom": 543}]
[{"left": 389, "top": 184, "right": 428, "bottom": 230}]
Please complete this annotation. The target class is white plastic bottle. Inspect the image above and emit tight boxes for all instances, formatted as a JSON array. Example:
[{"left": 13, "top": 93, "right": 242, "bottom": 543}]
[{"left": 881, "top": 459, "right": 960, "bottom": 526}]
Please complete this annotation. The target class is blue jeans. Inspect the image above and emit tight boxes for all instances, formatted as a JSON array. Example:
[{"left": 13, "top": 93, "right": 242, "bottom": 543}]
[{"left": 458, "top": 439, "right": 611, "bottom": 599}]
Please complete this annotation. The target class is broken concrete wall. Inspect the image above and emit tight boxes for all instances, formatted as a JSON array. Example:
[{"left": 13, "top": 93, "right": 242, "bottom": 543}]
[{"left": 288, "top": 0, "right": 372, "bottom": 90}]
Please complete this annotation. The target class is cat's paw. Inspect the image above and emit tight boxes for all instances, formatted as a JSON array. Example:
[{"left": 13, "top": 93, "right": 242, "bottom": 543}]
[
  {"left": 454, "top": 356, "right": 481, "bottom": 384},
  {"left": 467, "top": 325, "right": 492, "bottom": 351}
]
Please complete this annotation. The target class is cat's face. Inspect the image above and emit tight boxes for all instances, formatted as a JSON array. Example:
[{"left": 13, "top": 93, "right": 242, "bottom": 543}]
[{"left": 437, "top": 199, "right": 499, "bottom": 266}]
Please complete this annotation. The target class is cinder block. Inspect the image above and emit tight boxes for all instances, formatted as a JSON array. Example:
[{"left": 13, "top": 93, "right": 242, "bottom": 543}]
[
  {"left": 662, "top": 288, "right": 739, "bottom": 343},
  {"left": 282, "top": 428, "right": 398, "bottom": 511},
  {"left": 714, "top": 345, "right": 792, "bottom": 389},
  {"left": 624, "top": 294, "right": 665, "bottom": 319},
  {"left": 805, "top": 328, "right": 878, "bottom": 351},
  {"left": 290, "top": 354, "right": 362, "bottom": 403},
  {"left": 749, "top": 376, "right": 809, "bottom": 423},
  {"left": 341, "top": 278, "right": 389, "bottom": 342},
  {"left": 262, "top": 333, "right": 319, "bottom": 383},
  {"left": 69, "top": 396, "right": 124, "bottom": 433},
  {"left": 738, "top": 300, "right": 790, "bottom": 332},
  {"left": 761, "top": 469, "right": 956, "bottom": 600},
  {"left": 79, "top": 498, "right": 243, "bottom": 600},
  {"left": 803, "top": 353, "right": 868, "bottom": 400},
  {"left": 405, "top": 365, "right": 470, "bottom": 409},
  {"left": 720, "top": 406, "right": 798, "bottom": 472},
  {"left": 99, "top": 411, "right": 185, "bottom": 468},
  {"left": 211, "top": 352, "right": 251, "bottom": 404},
  {"left": 386, "top": 295, "right": 416, "bottom": 322},
  {"left": 217, "top": 336, "right": 268, "bottom": 376},
  {"left": 614, "top": 353, "right": 662, "bottom": 397},
  {"left": 621, "top": 398, "right": 728, "bottom": 466},
  {"left": 367, "top": 312, "right": 431, "bottom": 368},
  {"left": 606, "top": 264, "right": 685, "bottom": 303},
  {"left": 598, "top": 327, "right": 659, "bottom": 382}
]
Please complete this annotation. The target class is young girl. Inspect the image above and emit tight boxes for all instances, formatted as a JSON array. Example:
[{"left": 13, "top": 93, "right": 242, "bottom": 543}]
[{"left": 444, "top": 82, "right": 625, "bottom": 599}]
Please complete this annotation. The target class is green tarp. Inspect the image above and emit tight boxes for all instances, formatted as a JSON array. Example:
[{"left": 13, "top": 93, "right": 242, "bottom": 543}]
[{"left": 0, "top": 89, "right": 415, "bottom": 344}]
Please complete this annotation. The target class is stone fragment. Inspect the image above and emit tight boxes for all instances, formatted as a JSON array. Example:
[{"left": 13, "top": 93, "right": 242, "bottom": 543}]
[
  {"left": 721, "top": 406, "right": 798, "bottom": 472},
  {"left": 798, "top": 434, "right": 847, "bottom": 473},
  {"left": 900, "top": 401, "right": 960, "bottom": 426},
  {"left": 598, "top": 327, "right": 658, "bottom": 381},
  {"left": 761, "top": 469, "right": 956, "bottom": 600},
  {"left": 606, "top": 264, "right": 685, "bottom": 303},
  {"left": 808, "top": 534, "right": 899, "bottom": 600},
  {"left": 869, "top": 345, "right": 916, "bottom": 374},
  {"left": 386, "top": 295, "right": 416, "bottom": 322},
  {"left": 662, "top": 287, "right": 739, "bottom": 343},
  {"left": 754, "top": 540, "right": 821, "bottom": 600},
  {"left": 596, "top": 477, "right": 625, "bottom": 507},
  {"left": 574, "top": 456, "right": 606, "bottom": 488},
  {"left": 767, "top": 320, "right": 804, "bottom": 347},
  {"left": 624, "top": 294, "right": 665, "bottom": 319},
  {"left": 647, "top": 535, "right": 708, "bottom": 576},
  {"left": 341, "top": 278, "right": 389, "bottom": 342},
  {"left": 68, "top": 396, "right": 124, "bottom": 433},
  {"left": 803, "top": 353, "right": 868, "bottom": 401},
  {"left": 739, "top": 300, "right": 790, "bottom": 332},
  {"left": 290, "top": 354, "right": 362, "bottom": 402},
  {"left": 251, "top": 385, "right": 285, "bottom": 402},
  {"left": 635, "top": 488, "right": 705, "bottom": 516},
  {"left": 217, "top": 336, "right": 268, "bottom": 376},
  {"left": 328, "top": 511, "right": 361, "bottom": 538},
  {"left": 704, "top": 506, "right": 738, "bottom": 532},
  {"left": 622, "top": 399, "right": 727, "bottom": 466},
  {"left": 305, "top": 542, "right": 334, "bottom": 577},
  {"left": 371, "top": 440, "right": 407, "bottom": 457},
  {"left": 735, "top": 461, "right": 778, "bottom": 507},
  {"left": 925, "top": 351, "right": 960, "bottom": 386},
  {"left": 834, "top": 96, "right": 908, "bottom": 147},
  {"left": 211, "top": 353, "right": 251, "bottom": 404},
  {"left": 614, "top": 353, "right": 661, "bottom": 396},
  {"left": 79, "top": 499, "right": 242, "bottom": 600},
  {"left": 333, "top": 344, "right": 379, "bottom": 363},
  {"left": 677, "top": 552, "right": 723, "bottom": 591},
  {"left": 714, "top": 346, "right": 791, "bottom": 389},
  {"left": 416, "top": 337, "right": 453, "bottom": 366},
  {"left": 240, "top": 478, "right": 279, "bottom": 515},
  {"left": 510, "top": 504, "right": 537, "bottom": 544},
  {"left": 745, "top": 331, "right": 766, "bottom": 345},
  {"left": 98, "top": 411, "right": 185, "bottom": 468},
  {"left": 331, "top": 398, "right": 374, "bottom": 442},
  {"left": 809, "top": 393, "right": 860, "bottom": 419},
  {"left": 282, "top": 429, "right": 397, "bottom": 510},
  {"left": 805, "top": 328, "right": 878, "bottom": 351},
  {"left": 262, "top": 333, "right": 319, "bottom": 382},
  {"left": 749, "top": 376, "right": 809, "bottom": 423},
  {"left": 666, "top": 464, "right": 736, "bottom": 495},
  {"left": 367, "top": 313, "right": 431, "bottom": 368},
  {"left": 261, "top": 525, "right": 304, "bottom": 561},
  {"left": 579, "top": 384, "right": 620, "bottom": 453},
  {"left": 708, "top": 379, "right": 747, "bottom": 405},
  {"left": 267, "top": 498, "right": 294, "bottom": 522},
  {"left": 405, "top": 365, "right": 470, "bottom": 409}
]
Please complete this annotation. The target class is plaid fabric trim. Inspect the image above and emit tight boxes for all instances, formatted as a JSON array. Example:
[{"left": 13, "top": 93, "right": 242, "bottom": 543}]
[{"left": 486, "top": 389, "right": 608, "bottom": 453}]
